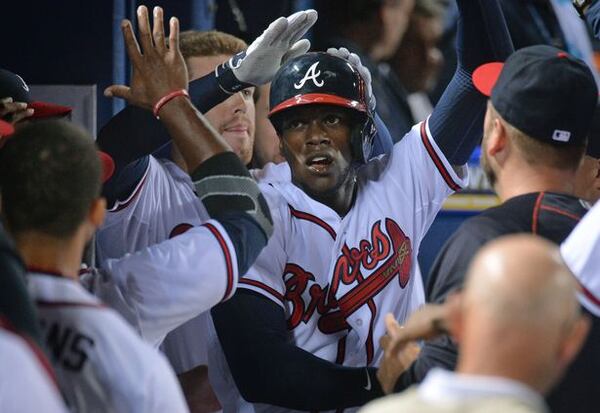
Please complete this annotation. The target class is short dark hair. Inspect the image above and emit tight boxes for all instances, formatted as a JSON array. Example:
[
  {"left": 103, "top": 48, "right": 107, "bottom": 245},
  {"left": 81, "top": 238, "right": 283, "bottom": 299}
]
[{"left": 0, "top": 120, "right": 102, "bottom": 238}]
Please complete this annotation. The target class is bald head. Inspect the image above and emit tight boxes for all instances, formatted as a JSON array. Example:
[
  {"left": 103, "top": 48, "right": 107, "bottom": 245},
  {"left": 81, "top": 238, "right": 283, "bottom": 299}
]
[
  {"left": 465, "top": 235, "right": 579, "bottom": 330},
  {"left": 457, "top": 234, "right": 588, "bottom": 393}
]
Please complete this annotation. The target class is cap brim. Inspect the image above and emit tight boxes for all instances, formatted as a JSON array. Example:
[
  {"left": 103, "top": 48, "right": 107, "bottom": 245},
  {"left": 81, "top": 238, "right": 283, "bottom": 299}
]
[
  {"left": 472, "top": 62, "right": 504, "bottom": 97},
  {"left": 269, "top": 93, "right": 367, "bottom": 117},
  {"left": 98, "top": 151, "right": 115, "bottom": 183},
  {"left": 0, "top": 119, "right": 14, "bottom": 137},
  {"left": 28, "top": 101, "right": 72, "bottom": 119}
]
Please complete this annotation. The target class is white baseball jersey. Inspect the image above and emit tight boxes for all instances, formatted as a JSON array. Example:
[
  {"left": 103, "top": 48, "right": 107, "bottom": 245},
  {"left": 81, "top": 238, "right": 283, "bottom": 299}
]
[
  {"left": 28, "top": 271, "right": 190, "bottom": 413},
  {"left": 90, "top": 220, "right": 238, "bottom": 348},
  {"left": 208, "top": 120, "right": 468, "bottom": 412},
  {"left": 0, "top": 324, "right": 67, "bottom": 413},
  {"left": 96, "top": 156, "right": 213, "bottom": 372},
  {"left": 561, "top": 200, "right": 600, "bottom": 317}
]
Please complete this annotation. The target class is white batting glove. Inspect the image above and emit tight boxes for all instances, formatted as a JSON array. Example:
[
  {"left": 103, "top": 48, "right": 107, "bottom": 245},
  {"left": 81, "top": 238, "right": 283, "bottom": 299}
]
[
  {"left": 327, "top": 47, "right": 376, "bottom": 113},
  {"left": 215, "top": 10, "right": 317, "bottom": 93}
]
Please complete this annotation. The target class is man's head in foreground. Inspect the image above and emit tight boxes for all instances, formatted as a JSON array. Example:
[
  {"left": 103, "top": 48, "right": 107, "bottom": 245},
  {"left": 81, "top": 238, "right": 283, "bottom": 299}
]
[{"left": 456, "top": 235, "right": 590, "bottom": 394}]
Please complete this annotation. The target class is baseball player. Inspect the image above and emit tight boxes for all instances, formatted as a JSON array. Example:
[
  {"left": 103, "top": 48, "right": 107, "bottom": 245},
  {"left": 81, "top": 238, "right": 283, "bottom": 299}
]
[
  {"left": 205, "top": 1, "right": 515, "bottom": 411},
  {"left": 0, "top": 11, "right": 273, "bottom": 411}
]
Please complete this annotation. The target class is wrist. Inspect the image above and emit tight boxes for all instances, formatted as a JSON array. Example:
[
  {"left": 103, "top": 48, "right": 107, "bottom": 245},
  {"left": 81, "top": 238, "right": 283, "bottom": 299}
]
[
  {"left": 215, "top": 51, "right": 254, "bottom": 94},
  {"left": 153, "top": 89, "right": 190, "bottom": 119}
]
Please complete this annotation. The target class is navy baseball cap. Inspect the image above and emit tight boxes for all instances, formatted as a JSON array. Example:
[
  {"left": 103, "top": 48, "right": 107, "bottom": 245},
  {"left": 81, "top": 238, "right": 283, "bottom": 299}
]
[
  {"left": 0, "top": 68, "right": 72, "bottom": 119},
  {"left": 472, "top": 45, "right": 598, "bottom": 146}
]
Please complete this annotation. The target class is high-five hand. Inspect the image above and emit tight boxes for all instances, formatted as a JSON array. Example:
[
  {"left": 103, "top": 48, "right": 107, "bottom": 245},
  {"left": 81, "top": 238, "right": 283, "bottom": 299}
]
[{"left": 104, "top": 5, "right": 188, "bottom": 111}]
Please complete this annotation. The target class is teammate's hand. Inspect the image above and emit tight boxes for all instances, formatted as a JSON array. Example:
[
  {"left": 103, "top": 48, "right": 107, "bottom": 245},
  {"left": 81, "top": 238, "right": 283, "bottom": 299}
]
[
  {"left": 326, "top": 47, "right": 375, "bottom": 113},
  {"left": 0, "top": 97, "right": 34, "bottom": 124},
  {"left": 230, "top": 10, "right": 317, "bottom": 86},
  {"left": 104, "top": 5, "right": 188, "bottom": 111},
  {"left": 377, "top": 314, "right": 421, "bottom": 394}
]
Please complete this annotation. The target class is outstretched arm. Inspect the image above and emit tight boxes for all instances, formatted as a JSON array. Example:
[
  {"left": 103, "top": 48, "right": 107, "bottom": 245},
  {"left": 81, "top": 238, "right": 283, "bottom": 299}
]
[
  {"left": 212, "top": 290, "right": 384, "bottom": 410},
  {"left": 429, "top": 0, "right": 514, "bottom": 166},
  {"left": 99, "top": 9, "right": 317, "bottom": 205}
]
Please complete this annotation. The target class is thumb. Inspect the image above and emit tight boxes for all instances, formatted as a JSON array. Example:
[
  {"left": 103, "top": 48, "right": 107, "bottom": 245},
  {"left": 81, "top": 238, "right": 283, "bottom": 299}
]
[
  {"left": 104, "top": 85, "right": 131, "bottom": 100},
  {"left": 282, "top": 39, "right": 311, "bottom": 63}
]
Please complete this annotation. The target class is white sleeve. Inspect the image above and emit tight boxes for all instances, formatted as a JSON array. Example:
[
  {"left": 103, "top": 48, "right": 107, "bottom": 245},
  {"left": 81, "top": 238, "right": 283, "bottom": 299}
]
[
  {"left": 93, "top": 314, "right": 189, "bottom": 413},
  {"left": 0, "top": 330, "right": 68, "bottom": 413},
  {"left": 561, "top": 202, "right": 600, "bottom": 316},
  {"left": 101, "top": 220, "right": 238, "bottom": 347},
  {"left": 237, "top": 185, "right": 288, "bottom": 308},
  {"left": 374, "top": 119, "right": 469, "bottom": 240}
]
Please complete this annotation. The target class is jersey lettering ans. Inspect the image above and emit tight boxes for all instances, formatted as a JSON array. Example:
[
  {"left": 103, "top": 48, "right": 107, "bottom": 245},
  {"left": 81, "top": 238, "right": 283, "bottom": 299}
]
[
  {"left": 561, "top": 200, "right": 600, "bottom": 316},
  {"left": 28, "top": 272, "right": 189, "bottom": 413},
  {"left": 96, "top": 156, "right": 215, "bottom": 372},
  {"left": 208, "top": 121, "right": 468, "bottom": 412}
]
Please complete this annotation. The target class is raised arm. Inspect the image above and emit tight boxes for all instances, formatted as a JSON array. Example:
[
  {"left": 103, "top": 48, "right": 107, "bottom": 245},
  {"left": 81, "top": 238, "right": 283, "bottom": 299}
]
[
  {"left": 428, "top": 0, "right": 514, "bottom": 166},
  {"left": 99, "top": 9, "right": 317, "bottom": 205}
]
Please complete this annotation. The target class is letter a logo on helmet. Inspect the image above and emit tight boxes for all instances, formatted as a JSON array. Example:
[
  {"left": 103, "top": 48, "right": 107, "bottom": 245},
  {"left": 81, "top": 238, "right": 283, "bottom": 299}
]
[{"left": 294, "top": 62, "right": 324, "bottom": 89}]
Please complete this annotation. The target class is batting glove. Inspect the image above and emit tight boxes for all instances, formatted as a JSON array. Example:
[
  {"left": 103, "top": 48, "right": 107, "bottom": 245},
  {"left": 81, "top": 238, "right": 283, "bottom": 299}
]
[
  {"left": 215, "top": 9, "right": 317, "bottom": 94},
  {"left": 327, "top": 47, "right": 376, "bottom": 113}
]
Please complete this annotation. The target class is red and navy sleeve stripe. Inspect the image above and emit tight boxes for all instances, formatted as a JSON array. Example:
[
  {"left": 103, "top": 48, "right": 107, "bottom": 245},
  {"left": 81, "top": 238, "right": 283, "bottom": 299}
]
[
  {"left": 239, "top": 278, "right": 285, "bottom": 306},
  {"left": 203, "top": 222, "right": 236, "bottom": 301},
  {"left": 419, "top": 121, "right": 461, "bottom": 192}
]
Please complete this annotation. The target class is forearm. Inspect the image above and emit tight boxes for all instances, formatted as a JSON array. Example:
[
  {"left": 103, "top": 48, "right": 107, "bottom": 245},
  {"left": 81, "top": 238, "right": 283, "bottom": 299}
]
[
  {"left": 212, "top": 290, "right": 383, "bottom": 409},
  {"left": 429, "top": 0, "right": 513, "bottom": 165},
  {"left": 158, "top": 97, "right": 231, "bottom": 171}
]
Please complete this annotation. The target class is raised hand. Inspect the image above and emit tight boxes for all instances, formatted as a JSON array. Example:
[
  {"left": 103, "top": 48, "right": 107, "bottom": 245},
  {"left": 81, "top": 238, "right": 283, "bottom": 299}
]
[
  {"left": 104, "top": 6, "right": 188, "bottom": 111},
  {"left": 326, "top": 47, "right": 375, "bottom": 113},
  {"left": 218, "top": 9, "right": 317, "bottom": 90}
]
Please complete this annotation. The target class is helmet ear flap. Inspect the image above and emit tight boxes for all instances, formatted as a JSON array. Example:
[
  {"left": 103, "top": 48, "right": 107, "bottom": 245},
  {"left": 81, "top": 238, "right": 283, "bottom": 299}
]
[{"left": 350, "top": 113, "right": 376, "bottom": 163}]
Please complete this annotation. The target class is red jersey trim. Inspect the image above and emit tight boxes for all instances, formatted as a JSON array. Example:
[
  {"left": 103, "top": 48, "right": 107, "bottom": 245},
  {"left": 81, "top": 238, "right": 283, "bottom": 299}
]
[
  {"left": 239, "top": 278, "right": 285, "bottom": 305},
  {"left": 289, "top": 205, "right": 337, "bottom": 240},
  {"left": 581, "top": 284, "right": 600, "bottom": 309},
  {"left": 531, "top": 192, "right": 545, "bottom": 235},
  {"left": 107, "top": 162, "right": 151, "bottom": 212},
  {"left": 539, "top": 205, "right": 583, "bottom": 222},
  {"left": 203, "top": 223, "right": 236, "bottom": 302},
  {"left": 0, "top": 316, "right": 60, "bottom": 388},
  {"left": 419, "top": 121, "right": 461, "bottom": 192}
]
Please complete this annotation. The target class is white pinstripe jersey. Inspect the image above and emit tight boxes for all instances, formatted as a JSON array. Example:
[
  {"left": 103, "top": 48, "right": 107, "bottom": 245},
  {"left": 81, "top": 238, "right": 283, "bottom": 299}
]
[{"left": 208, "top": 121, "right": 468, "bottom": 413}]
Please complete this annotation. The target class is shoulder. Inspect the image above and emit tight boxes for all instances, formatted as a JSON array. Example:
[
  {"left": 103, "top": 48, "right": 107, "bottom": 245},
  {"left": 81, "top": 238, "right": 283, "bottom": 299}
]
[{"left": 361, "top": 388, "right": 422, "bottom": 413}]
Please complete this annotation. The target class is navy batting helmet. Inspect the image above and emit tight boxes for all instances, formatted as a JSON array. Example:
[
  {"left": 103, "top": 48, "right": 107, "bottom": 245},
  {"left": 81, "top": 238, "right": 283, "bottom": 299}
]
[{"left": 269, "top": 52, "right": 376, "bottom": 163}]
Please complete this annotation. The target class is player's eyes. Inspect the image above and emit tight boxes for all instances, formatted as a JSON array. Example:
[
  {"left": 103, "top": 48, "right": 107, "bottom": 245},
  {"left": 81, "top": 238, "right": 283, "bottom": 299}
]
[
  {"left": 241, "top": 89, "right": 254, "bottom": 99},
  {"left": 287, "top": 120, "right": 305, "bottom": 130},
  {"left": 324, "top": 114, "right": 341, "bottom": 125}
]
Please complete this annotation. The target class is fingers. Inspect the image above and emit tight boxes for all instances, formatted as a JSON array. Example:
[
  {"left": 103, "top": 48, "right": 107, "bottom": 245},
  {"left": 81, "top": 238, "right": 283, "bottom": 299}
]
[
  {"left": 168, "top": 16, "right": 180, "bottom": 53},
  {"left": 0, "top": 98, "right": 29, "bottom": 117},
  {"left": 152, "top": 6, "right": 167, "bottom": 53},
  {"left": 286, "top": 9, "right": 317, "bottom": 45},
  {"left": 136, "top": 6, "right": 155, "bottom": 54},
  {"left": 283, "top": 11, "right": 309, "bottom": 44},
  {"left": 121, "top": 20, "right": 143, "bottom": 66},
  {"left": 282, "top": 39, "right": 311, "bottom": 62},
  {"left": 385, "top": 313, "right": 402, "bottom": 338},
  {"left": 261, "top": 17, "right": 288, "bottom": 47},
  {"left": 10, "top": 107, "right": 34, "bottom": 123},
  {"left": 104, "top": 85, "right": 131, "bottom": 100}
]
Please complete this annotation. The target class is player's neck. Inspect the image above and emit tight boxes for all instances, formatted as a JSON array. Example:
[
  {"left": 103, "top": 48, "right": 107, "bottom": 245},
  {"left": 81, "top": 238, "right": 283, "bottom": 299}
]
[
  {"left": 495, "top": 165, "right": 577, "bottom": 202},
  {"left": 308, "top": 171, "right": 357, "bottom": 216},
  {"left": 14, "top": 230, "right": 86, "bottom": 281}
]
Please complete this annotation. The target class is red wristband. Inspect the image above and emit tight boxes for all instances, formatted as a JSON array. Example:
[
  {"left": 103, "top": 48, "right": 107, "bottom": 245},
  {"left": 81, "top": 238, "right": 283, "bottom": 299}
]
[{"left": 153, "top": 89, "right": 190, "bottom": 119}]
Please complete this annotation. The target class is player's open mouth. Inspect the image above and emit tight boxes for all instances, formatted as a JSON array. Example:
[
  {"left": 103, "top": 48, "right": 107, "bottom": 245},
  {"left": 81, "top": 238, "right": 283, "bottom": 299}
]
[{"left": 306, "top": 153, "right": 333, "bottom": 174}]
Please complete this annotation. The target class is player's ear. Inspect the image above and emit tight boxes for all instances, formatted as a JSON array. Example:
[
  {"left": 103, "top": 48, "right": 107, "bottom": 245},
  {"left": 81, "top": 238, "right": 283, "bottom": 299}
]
[{"left": 89, "top": 197, "right": 107, "bottom": 229}]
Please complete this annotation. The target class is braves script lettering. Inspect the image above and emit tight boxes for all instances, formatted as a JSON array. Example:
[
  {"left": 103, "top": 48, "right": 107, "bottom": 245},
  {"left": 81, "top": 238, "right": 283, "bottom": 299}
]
[
  {"left": 284, "top": 218, "right": 412, "bottom": 334},
  {"left": 294, "top": 61, "right": 324, "bottom": 89}
]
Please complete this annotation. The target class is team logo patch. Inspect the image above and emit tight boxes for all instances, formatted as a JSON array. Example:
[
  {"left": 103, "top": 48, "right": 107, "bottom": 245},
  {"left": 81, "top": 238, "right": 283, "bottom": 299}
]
[
  {"left": 283, "top": 218, "right": 412, "bottom": 334},
  {"left": 294, "top": 61, "right": 324, "bottom": 89}
]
